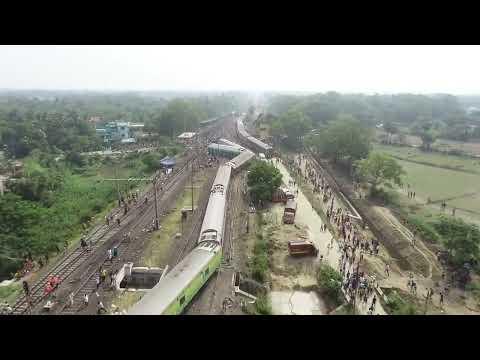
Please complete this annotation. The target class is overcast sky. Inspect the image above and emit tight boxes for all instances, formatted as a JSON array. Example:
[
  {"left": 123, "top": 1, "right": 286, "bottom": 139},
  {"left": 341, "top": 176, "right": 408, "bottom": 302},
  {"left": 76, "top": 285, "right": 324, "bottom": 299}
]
[{"left": 1, "top": 45, "right": 480, "bottom": 94}]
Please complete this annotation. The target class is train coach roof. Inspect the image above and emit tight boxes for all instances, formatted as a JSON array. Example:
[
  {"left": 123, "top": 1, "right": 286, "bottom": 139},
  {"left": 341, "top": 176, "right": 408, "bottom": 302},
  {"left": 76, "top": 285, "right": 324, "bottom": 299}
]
[
  {"left": 247, "top": 135, "right": 272, "bottom": 151},
  {"left": 218, "top": 138, "right": 243, "bottom": 149},
  {"left": 228, "top": 150, "right": 255, "bottom": 169},
  {"left": 237, "top": 119, "right": 249, "bottom": 137},
  {"left": 128, "top": 245, "right": 219, "bottom": 315},
  {"left": 208, "top": 143, "right": 242, "bottom": 153}
]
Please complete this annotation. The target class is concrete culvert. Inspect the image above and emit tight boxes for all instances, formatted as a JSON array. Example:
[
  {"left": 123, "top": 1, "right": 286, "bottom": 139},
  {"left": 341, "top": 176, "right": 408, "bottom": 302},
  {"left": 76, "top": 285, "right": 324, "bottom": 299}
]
[{"left": 239, "top": 275, "right": 267, "bottom": 296}]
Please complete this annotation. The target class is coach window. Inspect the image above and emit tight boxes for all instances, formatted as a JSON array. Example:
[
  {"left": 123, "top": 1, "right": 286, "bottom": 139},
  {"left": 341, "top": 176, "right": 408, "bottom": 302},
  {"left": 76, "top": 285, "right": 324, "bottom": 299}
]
[
  {"left": 203, "top": 267, "right": 209, "bottom": 278},
  {"left": 179, "top": 295, "right": 186, "bottom": 306}
]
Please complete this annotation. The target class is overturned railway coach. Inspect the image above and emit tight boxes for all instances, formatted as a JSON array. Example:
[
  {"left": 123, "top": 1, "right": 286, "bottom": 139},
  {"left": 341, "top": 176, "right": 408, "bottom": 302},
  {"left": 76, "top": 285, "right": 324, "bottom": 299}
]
[
  {"left": 208, "top": 143, "right": 243, "bottom": 159},
  {"left": 236, "top": 118, "right": 272, "bottom": 157}
]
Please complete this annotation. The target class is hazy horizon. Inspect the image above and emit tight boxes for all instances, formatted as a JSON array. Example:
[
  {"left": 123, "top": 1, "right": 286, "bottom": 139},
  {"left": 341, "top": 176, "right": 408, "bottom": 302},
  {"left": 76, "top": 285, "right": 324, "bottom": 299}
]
[{"left": 1, "top": 45, "right": 480, "bottom": 95}]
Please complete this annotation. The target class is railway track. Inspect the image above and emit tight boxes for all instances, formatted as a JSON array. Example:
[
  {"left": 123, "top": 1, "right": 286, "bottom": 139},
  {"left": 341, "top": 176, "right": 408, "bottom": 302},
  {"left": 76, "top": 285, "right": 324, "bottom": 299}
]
[
  {"left": 173, "top": 168, "right": 217, "bottom": 266},
  {"left": 10, "top": 154, "right": 198, "bottom": 315},
  {"left": 58, "top": 120, "right": 230, "bottom": 314},
  {"left": 58, "top": 156, "right": 199, "bottom": 314}
]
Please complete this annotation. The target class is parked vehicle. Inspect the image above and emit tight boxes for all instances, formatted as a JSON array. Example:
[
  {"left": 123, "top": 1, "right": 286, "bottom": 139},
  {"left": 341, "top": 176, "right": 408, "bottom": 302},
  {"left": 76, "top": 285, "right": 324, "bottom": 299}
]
[
  {"left": 288, "top": 240, "right": 319, "bottom": 257},
  {"left": 283, "top": 199, "right": 297, "bottom": 224},
  {"left": 272, "top": 187, "right": 294, "bottom": 203}
]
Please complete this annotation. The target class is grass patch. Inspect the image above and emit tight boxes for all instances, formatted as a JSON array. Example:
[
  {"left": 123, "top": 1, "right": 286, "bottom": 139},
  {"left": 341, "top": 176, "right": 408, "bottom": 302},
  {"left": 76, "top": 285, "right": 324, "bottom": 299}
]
[
  {"left": 0, "top": 282, "right": 22, "bottom": 305},
  {"left": 382, "top": 288, "right": 420, "bottom": 315},
  {"left": 141, "top": 175, "right": 205, "bottom": 267},
  {"left": 250, "top": 231, "right": 270, "bottom": 283},
  {"left": 373, "top": 143, "right": 480, "bottom": 174},
  {"left": 407, "top": 214, "right": 441, "bottom": 244},
  {"left": 244, "top": 293, "right": 272, "bottom": 315},
  {"left": 110, "top": 290, "right": 145, "bottom": 314},
  {"left": 466, "top": 281, "right": 480, "bottom": 304}
]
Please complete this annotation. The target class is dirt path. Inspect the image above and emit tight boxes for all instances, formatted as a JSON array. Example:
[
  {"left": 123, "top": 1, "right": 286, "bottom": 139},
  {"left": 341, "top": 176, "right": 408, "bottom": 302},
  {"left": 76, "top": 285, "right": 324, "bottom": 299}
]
[{"left": 272, "top": 158, "right": 386, "bottom": 315}]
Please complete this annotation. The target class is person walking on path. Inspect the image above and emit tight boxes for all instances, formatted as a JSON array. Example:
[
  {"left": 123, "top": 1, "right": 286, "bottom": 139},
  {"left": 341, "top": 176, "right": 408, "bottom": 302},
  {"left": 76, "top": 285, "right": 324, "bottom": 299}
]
[
  {"left": 370, "top": 295, "right": 377, "bottom": 313},
  {"left": 385, "top": 264, "right": 390, "bottom": 277},
  {"left": 83, "top": 293, "right": 89, "bottom": 307},
  {"left": 439, "top": 292, "right": 444, "bottom": 307},
  {"left": 95, "top": 275, "right": 101, "bottom": 290}
]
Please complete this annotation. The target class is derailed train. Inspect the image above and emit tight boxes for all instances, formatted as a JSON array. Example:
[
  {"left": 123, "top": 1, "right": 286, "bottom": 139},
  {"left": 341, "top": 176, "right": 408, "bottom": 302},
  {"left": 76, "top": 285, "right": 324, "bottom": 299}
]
[
  {"left": 129, "top": 140, "right": 255, "bottom": 315},
  {"left": 236, "top": 116, "right": 273, "bottom": 157}
]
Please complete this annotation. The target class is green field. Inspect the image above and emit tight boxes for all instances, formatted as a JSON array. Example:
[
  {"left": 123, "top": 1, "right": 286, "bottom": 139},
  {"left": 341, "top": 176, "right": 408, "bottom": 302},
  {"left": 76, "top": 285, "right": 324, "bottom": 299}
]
[
  {"left": 374, "top": 144, "right": 480, "bottom": 174},
  {"left": 374, "top": 144, "right": 480, "bottom": 222}
]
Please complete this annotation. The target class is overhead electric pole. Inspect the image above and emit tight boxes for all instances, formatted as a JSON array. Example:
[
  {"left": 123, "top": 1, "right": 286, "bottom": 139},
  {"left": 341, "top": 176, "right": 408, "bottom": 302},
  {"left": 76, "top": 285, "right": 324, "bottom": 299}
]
[
  {"left": 153, "top": 177, "right": 159, "bottom": 230},
  {"left": 191, "top": 159, "right": 194, "bottom": 211}
]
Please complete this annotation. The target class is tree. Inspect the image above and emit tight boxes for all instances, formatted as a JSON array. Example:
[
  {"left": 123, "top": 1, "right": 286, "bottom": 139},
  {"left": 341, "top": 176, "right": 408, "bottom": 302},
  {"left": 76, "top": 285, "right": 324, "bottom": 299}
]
[
  {"left": 65, "top": 151, "right": 85, "bottom": 167},
  {"left": 247, "top": 160, "right": 282, "bottom": 204},
  {"left": 313, "top": 115, "right": 373, "bottom": 164},
  {"left": 317, "top": 264, "right": 343, "bottom": 305},
  {"left": 278, "top": 109, "right": 312, "bottom": 149},
  {"left": 383, "top": 121, "right": 398, "bottom": 144},
  {"left": 355, "top": 152, "right": 404, "bottom": 194},
  {"left": 418, "top": 130, "right": 437, "bottom": 151},
  {"left": 432, "top": 216, "right": 480, "bottom": 269},
  {"left": 411, "top": 121, "right": 437, "bottom": 151}
]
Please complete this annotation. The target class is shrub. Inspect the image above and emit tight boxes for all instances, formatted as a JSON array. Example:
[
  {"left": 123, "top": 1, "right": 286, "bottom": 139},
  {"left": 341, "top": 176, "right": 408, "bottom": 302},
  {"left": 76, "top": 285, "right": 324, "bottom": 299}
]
[
  {"left": 251, "top": 232, "right": 269, "bottom": 283},
  {"left": 317, "top": 264, "right": 344, "bottom": 306},
  {"left": 407, "top": 215, "right": 441, "bottom": 243},
  {"left": 254, "top": 294, "right": 272, "bottom": 315},
  {"left": 384, "top": 289, "right": 419, "bottom": 315}
]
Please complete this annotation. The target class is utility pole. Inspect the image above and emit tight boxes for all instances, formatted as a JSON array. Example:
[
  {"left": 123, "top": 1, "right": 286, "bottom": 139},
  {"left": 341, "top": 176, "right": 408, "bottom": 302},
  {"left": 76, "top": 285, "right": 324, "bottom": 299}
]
[
  {"left": 191, "top": 159, "right": 194, "bottom": 211},
  {"left": 153, "top": 177, "right": 159, "bottom": 230},
  {"left": 114, "top": 166, "right": 121, "bottom": 206}
]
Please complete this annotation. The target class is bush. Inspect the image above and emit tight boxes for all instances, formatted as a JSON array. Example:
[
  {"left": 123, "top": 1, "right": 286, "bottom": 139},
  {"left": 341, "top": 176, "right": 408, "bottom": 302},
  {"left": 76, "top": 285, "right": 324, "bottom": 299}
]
[
  {"left": 251, "top": 232, "right": 269, "bottom": 283},
  {"left": 254, "top": 294, "right": 272, "bottom": 315},
  {"left": 407, "top": 215, "right": 441, "bottom": 243},
  {"left": 317, "top": 264, "right": 344, "bottom": 306},
  {"left": 370, "top": 187, "right": 399, "bottom": 205},
  {"left": 384, "top": 289, "right": 419, "bottom": 315},
  {"left": 432, "top": 216, "right": 480, "bottom": 268}
]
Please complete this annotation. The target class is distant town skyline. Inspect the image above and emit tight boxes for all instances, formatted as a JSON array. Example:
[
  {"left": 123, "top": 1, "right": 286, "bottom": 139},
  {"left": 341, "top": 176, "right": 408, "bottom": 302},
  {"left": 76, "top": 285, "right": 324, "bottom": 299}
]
[{"left": 1, "top": 45, "right": 480, "bottom": 94}]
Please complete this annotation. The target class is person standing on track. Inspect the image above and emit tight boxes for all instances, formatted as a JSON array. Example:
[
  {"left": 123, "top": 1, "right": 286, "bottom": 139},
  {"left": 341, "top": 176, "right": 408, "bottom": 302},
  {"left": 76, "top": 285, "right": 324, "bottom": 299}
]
[
  {"left": 95, "top": 274, "right": 101, "bottom": 290},
  {"left": 84, "top": 293, "right": 89, "bottom": 307},
  {"left": 69, "top": 292, "right": 74, "bottom": 307},
  {"left": 101, "top": 268, "right": 107, "bottom": 283}
]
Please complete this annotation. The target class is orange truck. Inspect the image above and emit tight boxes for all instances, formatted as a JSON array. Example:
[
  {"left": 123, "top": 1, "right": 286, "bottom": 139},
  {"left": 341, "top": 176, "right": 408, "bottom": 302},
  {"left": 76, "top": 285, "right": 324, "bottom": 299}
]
[
  {"left": 283, "top": 200, "right": 297, "bottom": 224},
  {"left": 288, "top": 240, "right": 319, "bottom": 257}
]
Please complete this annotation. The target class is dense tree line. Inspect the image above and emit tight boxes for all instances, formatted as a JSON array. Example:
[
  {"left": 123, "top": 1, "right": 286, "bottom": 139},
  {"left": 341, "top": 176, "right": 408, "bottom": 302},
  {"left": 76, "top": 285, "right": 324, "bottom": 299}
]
[
  {"left": 0, "top": 92, "right": 250, "bottom": 159},
  {"left": 263, "top": 92, "right": 480, "bottom": 146}
]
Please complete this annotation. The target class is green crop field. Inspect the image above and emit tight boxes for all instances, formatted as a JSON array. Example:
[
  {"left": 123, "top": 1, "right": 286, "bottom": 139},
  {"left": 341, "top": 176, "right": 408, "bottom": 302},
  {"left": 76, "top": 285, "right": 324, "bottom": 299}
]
[
  {"left": 373, "top": 144, "right": 480, "bottom": 222},
  {"left": 374, "top": 144, "right": 480, "bottom": 174}
]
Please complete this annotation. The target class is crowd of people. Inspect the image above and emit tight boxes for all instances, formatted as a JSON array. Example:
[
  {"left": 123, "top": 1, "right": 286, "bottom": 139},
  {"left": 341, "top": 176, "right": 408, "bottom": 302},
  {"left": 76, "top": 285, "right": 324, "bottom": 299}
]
[{"left": 282, "top": 153, "right": 383, "bottom": 314}]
